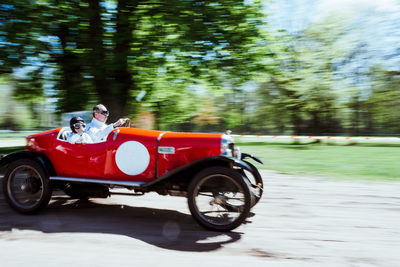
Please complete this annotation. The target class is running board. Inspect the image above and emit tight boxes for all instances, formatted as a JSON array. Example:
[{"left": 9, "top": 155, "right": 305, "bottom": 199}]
[
  {"left": 49, "top": 176, "right": 145, "bottom": 187},
  {"left": 110, "top": 191, "right": 145, "bottom": 196}
]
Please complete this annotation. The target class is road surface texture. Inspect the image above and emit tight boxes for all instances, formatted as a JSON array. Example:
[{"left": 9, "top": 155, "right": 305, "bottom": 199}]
[{"left": 0, "top": 170, "right": 399, "bottom": 267}]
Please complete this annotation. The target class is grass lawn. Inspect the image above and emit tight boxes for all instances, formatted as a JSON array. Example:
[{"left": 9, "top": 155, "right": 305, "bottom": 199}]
[
  {"left": 0, "top": 146, "right": 24, "bottom": 156},
  {"left": 1, "top": 140, "right": 399, "bottom": 181},
  {"left": 238, "top": 141, "right": 400, "bottom": 181}
]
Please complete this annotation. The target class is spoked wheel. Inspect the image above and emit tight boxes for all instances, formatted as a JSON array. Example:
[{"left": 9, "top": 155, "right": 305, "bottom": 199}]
[
  {"left": 242, "top": 160, "right": 263, "bottom": 206},
  {"left": 3, "top": 159, "right": 52, "bottom": 214},
  {"left": 188, "top": 167, "right": 252, "bottom": 231}
]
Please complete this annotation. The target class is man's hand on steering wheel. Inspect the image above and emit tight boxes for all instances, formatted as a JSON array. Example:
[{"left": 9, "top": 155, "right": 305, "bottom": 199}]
[{"left": 113, "top": 118, "right": 129, "bottom": 128}]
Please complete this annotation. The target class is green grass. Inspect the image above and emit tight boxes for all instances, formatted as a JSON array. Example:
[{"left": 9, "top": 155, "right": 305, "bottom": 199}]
[
  {"left": 238, "top": 141, "right": 400, "bottom": 181},
  {"left": 0, "top": 131, "right": 37, "bottom": 138},
  {"left": 0, "top": 146, "right": 24, "bottom": 157},
  {"left": 0, "top": 146, "right": 24, "bottom": 173},
  {"left": 1, "top": 140, "right": 399, "bottom": 181}
]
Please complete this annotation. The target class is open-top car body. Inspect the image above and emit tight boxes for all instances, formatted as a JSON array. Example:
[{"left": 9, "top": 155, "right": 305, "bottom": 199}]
[{"left": 1, "top": 127, "right": 263, "bottom": 231}]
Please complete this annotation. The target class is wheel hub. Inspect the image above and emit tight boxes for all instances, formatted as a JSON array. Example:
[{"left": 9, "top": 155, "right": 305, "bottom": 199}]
[
  {"left": 213, "top": 195, "right": 227, "bottom": 205},
  {"left": 21, "top": 178, "right": 40, "bottom": 194}
]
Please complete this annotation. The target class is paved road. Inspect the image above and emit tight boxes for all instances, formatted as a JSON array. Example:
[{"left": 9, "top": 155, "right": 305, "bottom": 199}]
[{"left": 0, "top": 171, "right": 399, "bottom": 267}]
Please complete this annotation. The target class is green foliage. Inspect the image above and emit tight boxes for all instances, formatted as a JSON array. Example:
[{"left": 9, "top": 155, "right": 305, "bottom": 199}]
[
  {"left": 366, "top": 68, "right": 400, "bottom": 134},
  {"left": 1, "top": 2, "right": 400, "bottom": 134},
  {"left": 0, "top": 76, "right": 35, "bottom": 129},
  {"left": 253, "top": 14, "right": 393, "bottom": 135},
  {"left": 0, "top": 0, "right": 266, "bottom": 128}
]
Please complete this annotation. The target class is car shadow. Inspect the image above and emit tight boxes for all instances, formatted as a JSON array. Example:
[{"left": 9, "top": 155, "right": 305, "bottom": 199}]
[{"left": 0, "top": 187, "right": 242, "bottom": 252}]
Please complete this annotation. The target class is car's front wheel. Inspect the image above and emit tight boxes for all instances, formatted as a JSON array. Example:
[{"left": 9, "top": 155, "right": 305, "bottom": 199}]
[
  {"left": 3, "top": 159, "right": 52, "bottom": 214},
  {"left": 187, "top": 166, "right": 252, "bottom": 231},
  {"left": 242, "top": 160, "right": 263, "bottom": 206}
]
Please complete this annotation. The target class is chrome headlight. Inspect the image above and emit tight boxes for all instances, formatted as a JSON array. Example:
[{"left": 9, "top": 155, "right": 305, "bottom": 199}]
[
  {"left": 221, "top": 133, "right": 240, "bottom": 159},
  {"left": 221, "top": 134, "right": 234, "bottom": 156}
]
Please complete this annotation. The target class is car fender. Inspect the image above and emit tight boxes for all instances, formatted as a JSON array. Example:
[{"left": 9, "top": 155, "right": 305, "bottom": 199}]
[
  {"left": 144, "top": 155, "right": 253, "bottom": 189},
  {"left": 0, "top": 150, "right": 56, "bottom": 177}
]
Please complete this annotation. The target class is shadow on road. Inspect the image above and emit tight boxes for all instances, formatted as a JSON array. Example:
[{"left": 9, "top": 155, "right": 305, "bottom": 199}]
[{"left": 0, "top": 180, "right": 242, "bottom": 252}]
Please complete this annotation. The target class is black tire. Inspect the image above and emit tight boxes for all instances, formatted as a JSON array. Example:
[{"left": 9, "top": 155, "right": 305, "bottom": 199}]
[
  {"left": 242, "top": 160, "right": 263, "bottom": 205},
  {"left": 3, "top": 159, "right": 52, "bottom": 214},
  {"left": 187, "top": 166, "right": 252, "bottom": 231}
]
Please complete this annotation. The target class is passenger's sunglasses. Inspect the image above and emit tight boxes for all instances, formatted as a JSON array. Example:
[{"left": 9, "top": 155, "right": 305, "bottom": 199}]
[
  {"left": 73, "top": 122, "right": 86, "bottom": 129},
  {"left": 99, "top": 110, "right": 109, "bottom": 116}
]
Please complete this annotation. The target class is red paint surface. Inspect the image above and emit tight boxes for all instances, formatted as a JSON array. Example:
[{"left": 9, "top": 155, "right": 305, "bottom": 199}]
[
  {"left": 157, "top": 132, "right": 222, "bottom": 177},
  {"left": 26, "top": 127, "right": 223, "bottom": 182}
]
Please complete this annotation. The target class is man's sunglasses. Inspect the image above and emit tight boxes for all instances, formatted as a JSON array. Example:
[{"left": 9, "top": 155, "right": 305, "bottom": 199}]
[
  {"left": 73, "top": 122, "right": 86, "bottom": 129},
  {"left": 98, "top": 110, "right": 109, "bottom": 116}
]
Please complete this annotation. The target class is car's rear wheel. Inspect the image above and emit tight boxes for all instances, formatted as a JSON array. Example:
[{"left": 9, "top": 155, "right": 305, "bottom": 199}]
[
  {"left": 187, "top": 166, "right": 252, "bottom": 231},
  {"left": 3, "top": 159, "right": 52, "bottom": 214}
]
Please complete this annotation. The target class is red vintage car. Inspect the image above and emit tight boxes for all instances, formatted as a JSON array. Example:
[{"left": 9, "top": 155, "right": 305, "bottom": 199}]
[{"left": 0, "top": 127, "right": 263, "bottom": 231}]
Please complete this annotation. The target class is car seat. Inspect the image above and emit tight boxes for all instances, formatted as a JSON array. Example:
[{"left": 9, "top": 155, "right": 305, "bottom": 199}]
[{"left": 58, "top": 127, "right": 72, "bottom": 141}]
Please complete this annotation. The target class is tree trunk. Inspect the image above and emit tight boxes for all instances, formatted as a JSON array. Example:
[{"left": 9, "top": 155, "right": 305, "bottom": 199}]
[
  {"left": 351, "top": 95, "right": 361, "bottom": 136},
  {"left": 87, "top": 0, "right": 110, "bottom": 111},
  {"left": 56, "top": 23, "right": 86, "bottom": 112},
  {"left": 108, "top": 0, "right": 140, "bottom": 121},
  {"left": 310, "top": 111, "right": 321, "bottom": 135},
  {"left": 291, "top": 111, "right": 303, "bottom": 135}
]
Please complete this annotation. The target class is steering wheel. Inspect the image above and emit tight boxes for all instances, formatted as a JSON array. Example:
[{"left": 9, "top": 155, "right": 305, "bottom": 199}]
[{"left": 121, "top": 118, "right": 132, "bottom": 127}]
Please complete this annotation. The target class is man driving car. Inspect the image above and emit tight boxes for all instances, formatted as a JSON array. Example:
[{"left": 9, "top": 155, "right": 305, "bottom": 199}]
[{"left": 85, "top": 104, "right": 128, "bottom": 143}]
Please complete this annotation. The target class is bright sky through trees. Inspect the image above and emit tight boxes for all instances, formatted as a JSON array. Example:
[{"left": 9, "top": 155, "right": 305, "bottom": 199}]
[{"left": 265, "top": 0, "right": 400, "bottom": 70}]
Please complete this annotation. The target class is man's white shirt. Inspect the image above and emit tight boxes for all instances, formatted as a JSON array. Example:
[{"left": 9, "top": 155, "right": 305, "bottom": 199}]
[{"left": 85, "top": 117, "right": 114, "bottom": 143}]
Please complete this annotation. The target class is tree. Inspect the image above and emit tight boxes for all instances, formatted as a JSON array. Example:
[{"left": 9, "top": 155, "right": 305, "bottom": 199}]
[
  {"left": 367, "top": 68, "right": 400, "bottom": 135},
  {"left": 255, "top": 15, "right": 353, "bottom": 135},
  {"left": 0, "top": 0, "right": 266, "bottom": 126}
]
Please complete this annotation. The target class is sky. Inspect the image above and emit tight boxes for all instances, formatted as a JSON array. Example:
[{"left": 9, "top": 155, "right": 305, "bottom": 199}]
[
  {"left": 264, "top": 0, "right": 400, "bottom": 71},
  {"left": 265, "top": 0, "right": 400, "bottom": 33}
]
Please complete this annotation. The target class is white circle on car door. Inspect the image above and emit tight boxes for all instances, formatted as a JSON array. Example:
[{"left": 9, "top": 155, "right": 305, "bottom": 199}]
[{"left": 115, "top": 141, "right": 150, "bottom": 175}]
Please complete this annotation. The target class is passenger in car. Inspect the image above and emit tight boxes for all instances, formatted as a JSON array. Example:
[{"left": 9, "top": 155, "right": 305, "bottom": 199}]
[
  {"left": 67, "top": 117, "right": 93, "bottom": 144},
  {"left": 85, "top": 104, "right": 128, "bottom": 143}
]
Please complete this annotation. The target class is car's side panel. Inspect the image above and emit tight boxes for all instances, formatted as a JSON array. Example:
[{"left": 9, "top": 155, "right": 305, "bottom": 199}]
[
  {"left": 102, "top": 128, "right": 159, "bottom": 182},
  {"left": 157, "top": 132, "right": 222, "bottom": 177},
  {"left": 27, "top": 127, "right": 162, "bottom": 183},
  {"left": 26, "top": 127, "right": 223, "bottom": 183},
  {"left": 26, "top": 129, "right": 58, "bottom": 153},
  {"left": 51, "top": 139, "right": 109, "bottom": 178}
]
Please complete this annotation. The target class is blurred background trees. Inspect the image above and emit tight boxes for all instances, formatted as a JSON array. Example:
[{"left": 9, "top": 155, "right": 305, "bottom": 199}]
[
  {"left": 0, "top": 0, "right": 265, "bottom": 125},
  {"left": 0, "top": 0, "right": 399, "bottom": 135}
]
